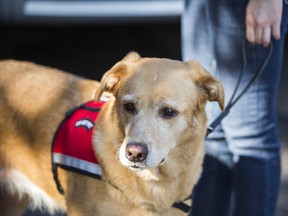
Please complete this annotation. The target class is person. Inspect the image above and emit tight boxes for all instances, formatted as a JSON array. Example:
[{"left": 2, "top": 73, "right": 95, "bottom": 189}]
[{"left": 181, "top": 0, "right": 288, "bottom": 216}]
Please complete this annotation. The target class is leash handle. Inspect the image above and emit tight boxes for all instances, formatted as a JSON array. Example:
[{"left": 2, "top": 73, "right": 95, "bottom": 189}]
[{"left": 206, "top": 42, "right": 273, "bottom": 137}]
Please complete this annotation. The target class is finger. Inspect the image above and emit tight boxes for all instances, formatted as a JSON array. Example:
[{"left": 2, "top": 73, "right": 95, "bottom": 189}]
[
  {"left": 255, "top": 26, "right": 263, "bottom": 44},
  {"left": 272, "top": 23, "right": 281, "bottom": 40},
  {"left": 262, "top": 26, "right": 271, "bottom": 47},
  {"left": 246, "top": 24, "right": 255, "bottom": 44}
]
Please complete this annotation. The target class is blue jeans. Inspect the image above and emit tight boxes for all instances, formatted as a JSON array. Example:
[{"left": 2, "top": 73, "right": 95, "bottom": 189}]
[{"left": 181, "top": 0, "right": 288, "bottom": 215}]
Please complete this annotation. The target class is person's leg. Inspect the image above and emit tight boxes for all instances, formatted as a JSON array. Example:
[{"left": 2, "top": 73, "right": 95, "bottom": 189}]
[
  {"left": 189, "top": 137, "right": 234, "bottom": 216},
  {"left": 222, "top": 40, "right": 285, "bottom": 216},
  {"left": 183, "top": 1, "right": 288, "bottom": 216},
  {"left": 182, "top": 1, "right": 246, "bottom": 216},
  {"left": 233, "top": 155, "right": 281, "bottom": 216},
  {"left": 220, "top": 3, "right": 288, "bottom": 215}
]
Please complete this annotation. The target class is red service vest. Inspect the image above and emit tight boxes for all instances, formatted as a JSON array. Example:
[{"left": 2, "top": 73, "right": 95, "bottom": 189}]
[{"left": 52, "top": 100, "right": 106, "bottom": 194}]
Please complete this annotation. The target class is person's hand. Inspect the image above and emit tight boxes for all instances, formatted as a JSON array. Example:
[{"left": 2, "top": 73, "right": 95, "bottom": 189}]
[{"left": 246, "top": 0, "right": 283, "bottom": 47}]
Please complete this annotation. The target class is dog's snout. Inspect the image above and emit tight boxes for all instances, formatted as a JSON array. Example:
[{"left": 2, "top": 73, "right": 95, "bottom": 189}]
[{"left": 125, "top": 143, "right": 148, "bottom": 162}]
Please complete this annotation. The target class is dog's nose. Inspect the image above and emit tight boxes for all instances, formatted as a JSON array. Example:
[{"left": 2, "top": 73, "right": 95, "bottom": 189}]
[{"left": 125, "top": 142, "right": 148, "bottom": 162}]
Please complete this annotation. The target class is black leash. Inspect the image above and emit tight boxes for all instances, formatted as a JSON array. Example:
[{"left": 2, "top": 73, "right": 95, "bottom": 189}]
[
  {"left": 173, "top": 42, "right": 273, "bottom": 214},
  {"left": 206, "top": 42, "right": 273, "bottom": 137}
]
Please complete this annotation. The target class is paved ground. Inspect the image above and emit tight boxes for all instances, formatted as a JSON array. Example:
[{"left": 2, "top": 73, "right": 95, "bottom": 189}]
[{"left": 0, "top": 23, "right": 287, "bottom": 215}]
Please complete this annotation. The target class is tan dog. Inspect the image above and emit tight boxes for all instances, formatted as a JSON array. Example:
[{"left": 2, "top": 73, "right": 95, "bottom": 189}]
[{"left": 0, "top": 52, "right": 224, "bottom": 216}]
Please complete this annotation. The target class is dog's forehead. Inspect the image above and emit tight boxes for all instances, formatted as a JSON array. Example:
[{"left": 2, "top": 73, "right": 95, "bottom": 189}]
[
  {"left": 128, "top": 58, "right": 192, "bottom": 84},
  {"left": 137, "top": 58, "right": 186, "bottom": 75},
  {"left": 119, "top": 58, "right": 199, "bottom": 105}
]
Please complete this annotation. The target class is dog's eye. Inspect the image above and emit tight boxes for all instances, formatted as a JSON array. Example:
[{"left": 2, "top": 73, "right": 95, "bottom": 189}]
[
  {"left": 123, "top": 102, "right": 136, "bottom": 113},
  {"left": 160, "top": 107, "right": 178, "bottom": 119}
]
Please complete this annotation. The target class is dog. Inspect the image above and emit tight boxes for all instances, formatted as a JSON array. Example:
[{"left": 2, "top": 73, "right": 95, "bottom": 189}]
[{"left": 0, "top": 52, "right": 224, "bottom": 216}]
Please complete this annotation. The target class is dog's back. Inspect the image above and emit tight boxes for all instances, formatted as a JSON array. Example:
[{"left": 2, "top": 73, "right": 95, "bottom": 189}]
[{"left": 0, "top": 60, "right": 99, "bottom": 215}]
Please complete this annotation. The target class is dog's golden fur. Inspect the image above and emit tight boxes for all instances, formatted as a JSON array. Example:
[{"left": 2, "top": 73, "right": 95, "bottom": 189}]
[{"left": 0, "top": 53, "right": 224, "bottom": 216}]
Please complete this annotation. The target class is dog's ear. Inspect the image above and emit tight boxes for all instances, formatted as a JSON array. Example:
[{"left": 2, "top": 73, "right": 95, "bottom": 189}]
[
  {"left": 122, "top": 51, "right": 141, "bottom": 63},
  {"left": 187, "top": 60, "right": 225, "bottom": 111},
  {"left": 94, "top": 63, "right": 128, "bottom": 101},
  {"left": 94, "top": 52, "right": 141, "bottom": 101}
]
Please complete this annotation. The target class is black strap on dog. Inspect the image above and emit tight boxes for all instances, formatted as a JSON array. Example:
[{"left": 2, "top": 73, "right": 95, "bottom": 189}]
[
  {"left": 206, "top": 42, "right": 273, "bottom": 137},
  {"left": 172, "top": 194, "right": 193, "bottom": 213}
]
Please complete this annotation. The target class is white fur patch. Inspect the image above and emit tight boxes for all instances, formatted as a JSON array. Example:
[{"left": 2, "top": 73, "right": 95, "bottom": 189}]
[{"left": 0, "top": 169, "right": 63, "bottom": 214}]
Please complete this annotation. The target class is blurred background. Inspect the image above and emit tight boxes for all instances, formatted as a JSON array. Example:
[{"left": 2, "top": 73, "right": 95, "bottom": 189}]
[{"left": 0, "top": 0, "right": 287, "bottom": 215}]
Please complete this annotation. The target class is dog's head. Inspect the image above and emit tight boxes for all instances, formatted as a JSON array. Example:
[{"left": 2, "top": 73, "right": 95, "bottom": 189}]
[{"left": 95, "top": 52, "right": 224, "bottom": 176}]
